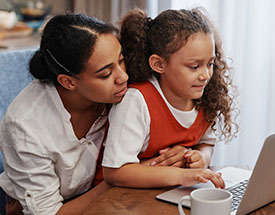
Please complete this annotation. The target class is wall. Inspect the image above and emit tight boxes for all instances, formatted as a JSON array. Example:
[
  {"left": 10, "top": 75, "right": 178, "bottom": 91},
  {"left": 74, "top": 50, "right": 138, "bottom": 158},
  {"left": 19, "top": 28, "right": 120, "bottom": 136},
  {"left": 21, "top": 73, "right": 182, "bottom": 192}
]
[{"left": 46, "top": 0, "right": 147, "bottom": 23}]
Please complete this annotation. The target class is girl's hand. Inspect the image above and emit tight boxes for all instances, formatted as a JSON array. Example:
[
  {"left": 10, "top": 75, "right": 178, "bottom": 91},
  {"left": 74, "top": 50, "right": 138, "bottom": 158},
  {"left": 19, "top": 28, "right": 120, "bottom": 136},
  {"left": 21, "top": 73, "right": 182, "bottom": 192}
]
[
  {"left": 150, "top": 145, "right": 191, "bottom": 167},
  {"left": 179, "top": 169, "right": 225, "bottom": 189},
  {"left": 184, "top": 150, "right": 207, "bottom": 169}
]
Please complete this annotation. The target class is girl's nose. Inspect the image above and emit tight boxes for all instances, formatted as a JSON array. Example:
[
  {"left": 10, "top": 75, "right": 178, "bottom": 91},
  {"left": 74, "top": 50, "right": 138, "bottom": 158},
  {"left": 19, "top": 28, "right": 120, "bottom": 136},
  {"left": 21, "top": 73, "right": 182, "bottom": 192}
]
[{"left": 199, "top": 67, "right": 210, "bottom": 81}]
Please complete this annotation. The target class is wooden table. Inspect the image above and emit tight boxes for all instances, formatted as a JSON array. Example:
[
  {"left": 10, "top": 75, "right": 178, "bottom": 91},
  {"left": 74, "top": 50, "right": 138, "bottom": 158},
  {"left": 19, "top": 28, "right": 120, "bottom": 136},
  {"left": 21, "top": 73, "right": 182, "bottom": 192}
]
[{"left": 83, "top": 186, "right": 275, "bottom": 215}]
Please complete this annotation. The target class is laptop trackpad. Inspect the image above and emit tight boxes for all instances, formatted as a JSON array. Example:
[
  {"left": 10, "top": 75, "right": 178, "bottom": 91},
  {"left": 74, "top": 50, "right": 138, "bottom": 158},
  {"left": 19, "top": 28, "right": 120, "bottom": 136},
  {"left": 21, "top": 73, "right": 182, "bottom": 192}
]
[{"left": 156, "top": 181, "right": 215, "bottom": 207}]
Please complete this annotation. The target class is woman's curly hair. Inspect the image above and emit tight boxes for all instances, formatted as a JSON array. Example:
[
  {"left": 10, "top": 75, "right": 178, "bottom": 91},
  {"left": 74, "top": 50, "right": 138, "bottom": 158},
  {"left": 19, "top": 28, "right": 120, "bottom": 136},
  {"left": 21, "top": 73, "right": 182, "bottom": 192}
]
[{"left": 119, "top": 8, "right": 239, "bottom": 142}]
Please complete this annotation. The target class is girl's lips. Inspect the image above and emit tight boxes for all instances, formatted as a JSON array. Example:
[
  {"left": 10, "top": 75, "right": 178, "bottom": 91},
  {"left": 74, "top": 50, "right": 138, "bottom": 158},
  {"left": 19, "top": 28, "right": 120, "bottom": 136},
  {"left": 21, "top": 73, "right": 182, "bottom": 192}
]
[
  {"left": 115, "top": 86, "right": 128, "bottom": 97},
  {"left": 193, "top": 85, "right": 205, "bottom": 89}
]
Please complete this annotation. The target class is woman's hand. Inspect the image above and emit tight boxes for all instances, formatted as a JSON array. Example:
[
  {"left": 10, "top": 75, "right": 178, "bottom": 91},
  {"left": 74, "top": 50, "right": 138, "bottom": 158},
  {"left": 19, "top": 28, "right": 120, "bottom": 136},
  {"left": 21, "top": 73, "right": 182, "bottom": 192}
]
[
  {"left": 143, "top": 144, "right": 213, "bottom": 169},
  {"left": 149, "top": 145, "right": 190, "bottom": 167}
]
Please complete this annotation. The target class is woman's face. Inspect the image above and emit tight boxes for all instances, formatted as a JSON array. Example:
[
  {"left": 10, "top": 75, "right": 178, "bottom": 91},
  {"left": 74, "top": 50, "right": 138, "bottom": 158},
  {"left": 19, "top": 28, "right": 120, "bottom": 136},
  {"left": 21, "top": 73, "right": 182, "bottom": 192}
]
[
  {"left": 74, "top": 34, "right": 128, "bottom": 104},
  {"left": 159, "top": 32, "right": 215, "bottom": 111}
]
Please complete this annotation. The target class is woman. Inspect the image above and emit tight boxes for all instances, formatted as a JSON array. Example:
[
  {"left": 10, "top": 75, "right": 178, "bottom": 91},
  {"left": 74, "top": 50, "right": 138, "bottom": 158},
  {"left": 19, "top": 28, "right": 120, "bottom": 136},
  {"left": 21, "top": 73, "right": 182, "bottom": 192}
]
[{"left": 0, "top": 13, "right": 128, "bottom": 215}]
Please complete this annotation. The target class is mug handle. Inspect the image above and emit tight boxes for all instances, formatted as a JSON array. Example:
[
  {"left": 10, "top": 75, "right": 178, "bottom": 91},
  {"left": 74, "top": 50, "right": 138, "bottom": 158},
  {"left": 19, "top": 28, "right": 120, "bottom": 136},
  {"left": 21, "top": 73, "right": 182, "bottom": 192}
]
[{"left": 178, "top": 195, "right": 191, "bottom": 215}]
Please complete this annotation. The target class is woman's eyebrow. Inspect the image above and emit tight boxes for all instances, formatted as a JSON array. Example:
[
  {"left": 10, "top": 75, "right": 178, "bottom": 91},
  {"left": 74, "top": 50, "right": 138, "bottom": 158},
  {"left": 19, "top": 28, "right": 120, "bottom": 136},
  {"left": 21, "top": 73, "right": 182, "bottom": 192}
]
[
  {"left": 95, "top": 63, "right": 113, "bottom": 73},
  {"left": 95, "top": 49, "right": 123, "bottom": 73}
]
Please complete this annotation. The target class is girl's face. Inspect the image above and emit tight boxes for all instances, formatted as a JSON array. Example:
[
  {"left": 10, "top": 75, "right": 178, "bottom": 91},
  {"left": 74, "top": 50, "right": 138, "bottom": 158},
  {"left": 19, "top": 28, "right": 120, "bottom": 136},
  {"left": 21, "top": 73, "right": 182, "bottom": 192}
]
[
  {"left": 73, "top": 34, "right": 128, "bottom": 104},
  {"left": 160, "top": 32, "right": 215, "bottom": 111}
]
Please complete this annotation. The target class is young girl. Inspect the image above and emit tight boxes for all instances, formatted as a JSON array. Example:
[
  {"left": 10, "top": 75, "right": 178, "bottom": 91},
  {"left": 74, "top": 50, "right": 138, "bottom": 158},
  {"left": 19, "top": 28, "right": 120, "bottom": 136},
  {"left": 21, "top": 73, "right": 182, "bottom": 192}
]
[
  {"left": 102, "top": 8, "right": 238, "bottom": 188},
  {"left": 0, "top": 13, "right": 128, "bottom": 214}
]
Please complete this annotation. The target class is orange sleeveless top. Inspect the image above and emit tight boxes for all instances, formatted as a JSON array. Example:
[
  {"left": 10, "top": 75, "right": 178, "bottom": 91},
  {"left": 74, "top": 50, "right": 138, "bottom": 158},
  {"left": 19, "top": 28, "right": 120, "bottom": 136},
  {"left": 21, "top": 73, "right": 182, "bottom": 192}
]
[{"left": 129, "top": 81, "right": 210, "bottom": 159}]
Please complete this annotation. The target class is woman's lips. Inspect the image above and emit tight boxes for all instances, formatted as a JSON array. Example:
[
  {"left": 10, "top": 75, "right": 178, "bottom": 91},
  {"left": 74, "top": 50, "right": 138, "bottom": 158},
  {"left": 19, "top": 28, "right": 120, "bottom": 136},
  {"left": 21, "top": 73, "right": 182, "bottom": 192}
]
[{"left": 115, "top": 86, "right": 128, "bottom": 97}]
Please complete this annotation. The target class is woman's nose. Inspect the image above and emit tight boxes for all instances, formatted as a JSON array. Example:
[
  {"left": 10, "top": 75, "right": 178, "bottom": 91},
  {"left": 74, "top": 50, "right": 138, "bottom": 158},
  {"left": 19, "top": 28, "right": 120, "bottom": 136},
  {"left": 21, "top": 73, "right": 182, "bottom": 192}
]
[{"left": 115, "top": 66, "right": 128, "bottom": 85}]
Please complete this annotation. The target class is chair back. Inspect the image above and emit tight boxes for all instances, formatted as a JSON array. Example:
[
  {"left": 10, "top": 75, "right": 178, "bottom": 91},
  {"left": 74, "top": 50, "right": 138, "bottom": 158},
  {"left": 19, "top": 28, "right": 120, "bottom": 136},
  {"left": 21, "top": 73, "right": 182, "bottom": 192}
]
[{"left": 0, "top": 49, "right": 35, "bottom": 120}]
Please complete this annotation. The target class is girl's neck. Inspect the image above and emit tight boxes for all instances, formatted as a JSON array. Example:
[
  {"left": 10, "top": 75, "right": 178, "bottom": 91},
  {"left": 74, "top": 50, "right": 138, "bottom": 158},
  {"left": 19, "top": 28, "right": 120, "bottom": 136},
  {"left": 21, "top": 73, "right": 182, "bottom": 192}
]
[{"left": 158, "top": 80, "right": 194, "bottom": 111}]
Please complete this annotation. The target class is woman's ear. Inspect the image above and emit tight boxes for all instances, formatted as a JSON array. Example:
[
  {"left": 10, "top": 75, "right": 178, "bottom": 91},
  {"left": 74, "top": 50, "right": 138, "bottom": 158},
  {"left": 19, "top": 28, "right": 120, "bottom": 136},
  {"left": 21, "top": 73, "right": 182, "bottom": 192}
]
[
  {"left": 149, "top": 54, "right": 166, "bottom": 74},
  {"left": 57, "top": 74, "right": 77, "bottom": 91}
]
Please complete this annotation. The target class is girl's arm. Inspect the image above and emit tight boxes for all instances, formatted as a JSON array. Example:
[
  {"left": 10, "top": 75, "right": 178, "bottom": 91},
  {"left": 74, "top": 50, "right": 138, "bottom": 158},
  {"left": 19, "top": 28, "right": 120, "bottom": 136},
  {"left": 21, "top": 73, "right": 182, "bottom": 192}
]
[
  {"left": 57, "top": 181, "right": 111, "bottom": 215},
  {"left": 103, "top": 164, "right": 224, "bottom": 189}
]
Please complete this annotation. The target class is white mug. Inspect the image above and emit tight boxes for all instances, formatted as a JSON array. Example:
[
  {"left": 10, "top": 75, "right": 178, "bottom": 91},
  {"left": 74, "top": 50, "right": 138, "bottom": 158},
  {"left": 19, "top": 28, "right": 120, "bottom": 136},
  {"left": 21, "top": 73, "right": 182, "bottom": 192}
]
[{"left": 178, "top": 188, "right": 232, "bottom": 215}]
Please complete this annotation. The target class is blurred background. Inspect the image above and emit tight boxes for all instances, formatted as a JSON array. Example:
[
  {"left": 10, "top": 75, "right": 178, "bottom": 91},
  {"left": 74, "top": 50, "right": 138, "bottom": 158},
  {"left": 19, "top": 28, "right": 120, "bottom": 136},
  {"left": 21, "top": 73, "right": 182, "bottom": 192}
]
[{"left": 1, "top": 0, "right": 275, "bottom": 168}]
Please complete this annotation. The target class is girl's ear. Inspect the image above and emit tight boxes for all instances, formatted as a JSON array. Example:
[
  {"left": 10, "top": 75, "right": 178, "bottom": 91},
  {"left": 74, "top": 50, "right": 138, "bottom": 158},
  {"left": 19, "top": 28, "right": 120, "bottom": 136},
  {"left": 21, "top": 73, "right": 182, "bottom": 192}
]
[
  {"left": 149, "top": 54, "right": 166, "bottom": 74},
  {"left": 57, "top": 74, "right": 77, "bottom": 91}
]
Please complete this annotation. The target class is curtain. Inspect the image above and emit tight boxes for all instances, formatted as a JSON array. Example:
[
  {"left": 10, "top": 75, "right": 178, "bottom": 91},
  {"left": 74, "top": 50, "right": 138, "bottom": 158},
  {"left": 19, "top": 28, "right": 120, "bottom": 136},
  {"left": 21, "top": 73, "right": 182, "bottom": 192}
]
[
  {"left": 73, "top": 0, "right": 147, "bottom": 23},
  {"left": 71, "top": 0, "right": 172, "bottom": 23}
]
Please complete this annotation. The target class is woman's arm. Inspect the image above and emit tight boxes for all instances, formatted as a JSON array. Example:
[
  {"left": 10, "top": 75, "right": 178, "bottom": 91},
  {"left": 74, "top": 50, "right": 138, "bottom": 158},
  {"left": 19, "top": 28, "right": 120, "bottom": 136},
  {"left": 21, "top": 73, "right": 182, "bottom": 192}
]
[
  {"left": 143, "top": 144, "right": 213, "bottom": 169},
  {"left": 142, "top": 145, "right": 190, "bottom": 167},
  {"left": 103, "top": 164, "right": 224, "bottom": 189},
  {"left": 57, "top": 181, "right": 111, "bottom": 215}
]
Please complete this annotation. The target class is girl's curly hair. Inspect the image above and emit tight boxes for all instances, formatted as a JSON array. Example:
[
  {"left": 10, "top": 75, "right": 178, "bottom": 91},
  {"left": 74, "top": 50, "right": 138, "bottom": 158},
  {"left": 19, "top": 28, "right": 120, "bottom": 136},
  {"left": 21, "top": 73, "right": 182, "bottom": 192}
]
[{"left": 119, "top": 8, "right": 239, "bottom": 142}]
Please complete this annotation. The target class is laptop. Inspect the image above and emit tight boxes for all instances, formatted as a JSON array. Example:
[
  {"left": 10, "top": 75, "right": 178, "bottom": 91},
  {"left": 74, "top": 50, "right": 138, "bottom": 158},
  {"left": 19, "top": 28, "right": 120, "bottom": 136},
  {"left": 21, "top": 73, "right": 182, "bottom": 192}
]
[{"left": 156, "top": 134, "right": 275, "bottom": 215}]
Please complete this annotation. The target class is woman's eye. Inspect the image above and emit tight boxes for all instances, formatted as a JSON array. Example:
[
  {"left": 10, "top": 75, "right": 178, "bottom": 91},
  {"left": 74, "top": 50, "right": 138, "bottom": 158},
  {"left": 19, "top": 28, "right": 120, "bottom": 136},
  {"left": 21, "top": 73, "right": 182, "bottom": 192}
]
[
  {"left": 118, "top": 58, "right": 124, "bottom": 64},
  {"left": 100, "top": 71, "right": 112, "bottom": 79}
]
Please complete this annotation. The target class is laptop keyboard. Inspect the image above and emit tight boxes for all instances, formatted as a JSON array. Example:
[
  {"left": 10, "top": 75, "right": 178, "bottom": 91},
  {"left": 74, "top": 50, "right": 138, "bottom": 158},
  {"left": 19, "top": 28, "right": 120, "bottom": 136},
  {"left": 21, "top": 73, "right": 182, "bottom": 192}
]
[{"left": 227, "top": 179, "right": 249, "bottom": 211}]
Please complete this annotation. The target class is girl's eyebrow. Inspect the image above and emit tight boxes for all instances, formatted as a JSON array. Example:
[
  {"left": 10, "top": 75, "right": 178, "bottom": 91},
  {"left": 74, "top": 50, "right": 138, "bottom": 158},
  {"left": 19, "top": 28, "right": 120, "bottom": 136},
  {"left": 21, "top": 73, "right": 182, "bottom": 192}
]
[
  {"left": 95, "top": 49, "right": 123, "bottom": 74},
  {"left": 187, "top": 56, "right": 215, "bottom": 62}
]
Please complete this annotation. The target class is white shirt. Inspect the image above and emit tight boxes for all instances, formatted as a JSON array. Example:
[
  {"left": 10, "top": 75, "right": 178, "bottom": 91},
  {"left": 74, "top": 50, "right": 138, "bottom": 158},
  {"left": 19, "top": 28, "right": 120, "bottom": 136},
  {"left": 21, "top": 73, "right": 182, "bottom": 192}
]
[
  {"left": 0, "top": 80, "right": 107, "bottom": 215},
  {"left": 103, "top": 76, "right": 216, "bottom": 168}
]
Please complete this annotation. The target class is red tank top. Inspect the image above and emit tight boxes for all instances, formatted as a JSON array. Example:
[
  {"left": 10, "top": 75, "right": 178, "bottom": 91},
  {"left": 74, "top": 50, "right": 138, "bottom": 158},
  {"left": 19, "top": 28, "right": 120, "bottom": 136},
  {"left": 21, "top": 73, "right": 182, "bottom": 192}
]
[{"left": 129, "top": 81, "right": 210, "bottom": 159}]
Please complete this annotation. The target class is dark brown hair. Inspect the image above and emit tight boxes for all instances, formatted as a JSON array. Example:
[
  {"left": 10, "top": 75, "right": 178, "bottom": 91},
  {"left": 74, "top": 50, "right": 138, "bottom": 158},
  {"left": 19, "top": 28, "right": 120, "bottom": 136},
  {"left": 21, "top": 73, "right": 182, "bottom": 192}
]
[
  {"left": 30, "top": 13, "right": 118, "bottom": 85},
  {"left": 119, "top": 8, "right": 238, "bottom": 142}
]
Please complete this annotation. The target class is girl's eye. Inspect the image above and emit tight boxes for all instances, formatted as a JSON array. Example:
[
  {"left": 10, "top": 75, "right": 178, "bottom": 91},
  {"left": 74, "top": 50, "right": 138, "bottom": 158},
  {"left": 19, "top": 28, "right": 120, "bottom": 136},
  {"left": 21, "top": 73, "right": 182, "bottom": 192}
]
[
  {"left": 207, "top": 62, "right": 214, "bottom": 68},
  {"left": 190, "top": 65, "right": 199, "bottom": 70}
]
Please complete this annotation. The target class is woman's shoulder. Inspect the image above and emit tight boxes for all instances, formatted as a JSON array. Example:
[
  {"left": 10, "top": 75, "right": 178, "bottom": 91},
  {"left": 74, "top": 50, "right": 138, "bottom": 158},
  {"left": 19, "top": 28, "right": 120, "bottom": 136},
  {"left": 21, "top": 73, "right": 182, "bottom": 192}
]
[{"left": 4, "top": 80, "right": 51, "bottom": 122}]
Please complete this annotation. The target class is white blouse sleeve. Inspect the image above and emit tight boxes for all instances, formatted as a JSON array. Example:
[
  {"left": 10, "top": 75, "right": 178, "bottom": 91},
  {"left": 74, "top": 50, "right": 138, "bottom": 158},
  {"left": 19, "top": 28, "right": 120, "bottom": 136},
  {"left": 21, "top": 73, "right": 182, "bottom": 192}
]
[
  {"left": 102, "top": 88, "right": 150, "bottom": 168},
  {"left": 0, "top": 117, "right": 63, "bottom": 215}
]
